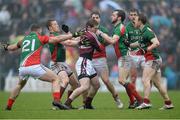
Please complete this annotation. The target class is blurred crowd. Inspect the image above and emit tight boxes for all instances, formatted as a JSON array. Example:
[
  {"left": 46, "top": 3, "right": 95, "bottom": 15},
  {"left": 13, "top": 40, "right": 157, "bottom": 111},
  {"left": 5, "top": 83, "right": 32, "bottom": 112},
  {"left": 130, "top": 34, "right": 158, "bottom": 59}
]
[{"left": 0, "top": 0, "right": 180, "bottom": 89}]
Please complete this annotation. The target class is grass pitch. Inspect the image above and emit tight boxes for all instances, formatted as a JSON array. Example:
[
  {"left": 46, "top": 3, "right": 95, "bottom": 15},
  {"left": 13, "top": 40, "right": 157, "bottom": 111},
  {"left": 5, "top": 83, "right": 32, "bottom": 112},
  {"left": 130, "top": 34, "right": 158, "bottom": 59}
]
[{"left": 0, "top": 91, "right": 180, "bottom": 119}]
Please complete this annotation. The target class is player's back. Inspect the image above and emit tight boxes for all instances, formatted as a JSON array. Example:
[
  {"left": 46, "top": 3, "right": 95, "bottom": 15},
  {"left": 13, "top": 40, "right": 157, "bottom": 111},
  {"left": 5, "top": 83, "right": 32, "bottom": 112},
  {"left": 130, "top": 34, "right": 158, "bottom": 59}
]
[
  {"left": 79, "top": 31, "right": 101, "bottom": 60},
  {"left": 20, "top": 32, "right": 45, "bottom": 67}
]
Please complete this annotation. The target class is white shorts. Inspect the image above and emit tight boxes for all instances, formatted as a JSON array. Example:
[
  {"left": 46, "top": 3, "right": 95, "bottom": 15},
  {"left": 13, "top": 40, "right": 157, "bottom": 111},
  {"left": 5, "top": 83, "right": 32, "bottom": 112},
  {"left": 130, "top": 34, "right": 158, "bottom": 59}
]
[
  {"left": 92, "top": 57, "right": 108, "bottom": 75},
  {"left": 50, "top": 62, "right": 73, "bottom": 76},
  {"left": 19, "top": 64, "right": 47, "bottom": 80},
  {"left": 118, "top": 56, "right": 132, "bottom": 70},
  {"left": 144, "top": 58, "right": 162, "bottom": 72},
  {"left": 130, "top": 55, "right": 145, "bottom": 68},
  {"left": 76, "top": 57, "right": 97, "bottom": 80}
]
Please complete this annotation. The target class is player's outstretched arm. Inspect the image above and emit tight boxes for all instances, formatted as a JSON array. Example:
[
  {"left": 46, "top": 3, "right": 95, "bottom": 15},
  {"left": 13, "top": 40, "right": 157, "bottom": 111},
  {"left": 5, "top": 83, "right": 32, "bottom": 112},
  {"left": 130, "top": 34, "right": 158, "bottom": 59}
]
[
  {"left": 96, "top": 30, "right": 118, "bottom": 44},
  {"left": 62, "top": 37, "right": 80, "bottom": 47},
  {"left": 48, "top": 33, "right": 73, "bottom": 43},
  {"left": 2, "top": 40, "right": 22, "bottom": 51}
]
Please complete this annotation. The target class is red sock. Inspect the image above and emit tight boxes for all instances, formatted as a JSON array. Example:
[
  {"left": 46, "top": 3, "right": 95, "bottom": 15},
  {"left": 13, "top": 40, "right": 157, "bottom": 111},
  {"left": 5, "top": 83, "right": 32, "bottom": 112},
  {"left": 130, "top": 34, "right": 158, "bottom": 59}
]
[
  {"left": 53, "top": 92, "right": 60, "bottom": 102},
  {"left": 67, "top": 90, "right": 73, "bottom": 99},
  {"left": 165, "top": 100, "right": 172, "bottom": 105},
  {"left": 144, "top": 98, "right": 150, "bottom": 104},
  {"left": 7, "top": 98, "right": 15, "bottom": 108},
  {"left": 125, "top": 87, "right": 135, "bottom": 105},
  {"left": 127, "top": 83, "right": 142, "bottom": 103}
]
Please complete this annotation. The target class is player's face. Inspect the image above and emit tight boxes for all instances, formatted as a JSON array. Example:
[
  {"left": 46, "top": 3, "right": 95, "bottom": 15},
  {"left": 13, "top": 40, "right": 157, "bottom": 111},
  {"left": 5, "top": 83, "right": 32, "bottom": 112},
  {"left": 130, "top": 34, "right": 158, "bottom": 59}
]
[
  {"left": 133, "top": 16, "right": 141, "bottom": 28},
  {"left": 111, "top": 11, "right": 118, "bottom": 24},
  {"left": 91, "top": 14, "right": 100, "bottom": 24},
  {"left": 37, "top": 28, "right": 42, "bottom": 34},
  {"left": 87, "top": 25, "right": 98, "bottom": 33},
  {"left": 50, "top": 21, "right": 60, "bottom": 32},
  {"left": 129, "top": 12, "right": 138, "bottom": 21}
]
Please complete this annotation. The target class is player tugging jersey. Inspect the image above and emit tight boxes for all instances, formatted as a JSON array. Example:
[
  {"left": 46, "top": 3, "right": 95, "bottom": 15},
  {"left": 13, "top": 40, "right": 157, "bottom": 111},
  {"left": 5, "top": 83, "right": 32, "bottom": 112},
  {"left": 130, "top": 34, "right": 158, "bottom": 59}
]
[
  {"left": 48, "top": 32, "right": 66, "bottom": 62},
  {"left": 113, "top": 22, "right": 129, "bottom": 58},
  {"left": 139, "top": 24, "right": 160, "bottom": 61},
  {"left": 20, "top": 32, "right": 49, "bottom": 67},
  {"left": 79, "top": 31, "right": 101, "bottom": 60},
  {"left": 93, "top": 25, "right": 108, "bottom": 58}
]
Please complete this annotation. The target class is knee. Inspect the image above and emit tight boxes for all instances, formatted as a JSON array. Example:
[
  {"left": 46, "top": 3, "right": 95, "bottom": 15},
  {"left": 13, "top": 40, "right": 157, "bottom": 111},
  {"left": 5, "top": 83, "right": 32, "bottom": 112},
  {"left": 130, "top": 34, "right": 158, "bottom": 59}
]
[{"left": 81, "top": 85, "right": 90, "bottom": 92}]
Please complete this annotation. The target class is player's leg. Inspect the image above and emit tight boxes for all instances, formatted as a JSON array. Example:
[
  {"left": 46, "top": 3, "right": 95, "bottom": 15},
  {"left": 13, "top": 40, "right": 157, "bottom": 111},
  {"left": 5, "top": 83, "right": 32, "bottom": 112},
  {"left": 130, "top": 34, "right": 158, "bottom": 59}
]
[
  {"left": 118, "top": 56, "right": 142, "bottom": 107},
  {"left": 5, "top": 78, "right": 28, "bottom": 110},
  {"left": 57, "top": 71, "right": 70, "bottom": 101},
  {"left": 68, "top": 73, "right": 80, "bottom": 98},
  {"left": 130, "top": 60, "right": 137, "bottom": 85},
  {"left": 83, "top": 75, "right": 100, "bottom": 109},
  {"left": 136, "top": 63, "right": 156, "bottom": 109},
  {"left": 64, "top": 77, "right": 91, "bottom": 108},
  {"left": 98, "top": 66, "right": 123, "bottom": 108},
  {"left": 152, "top": 72, "right": 174, "bottom": 109}
]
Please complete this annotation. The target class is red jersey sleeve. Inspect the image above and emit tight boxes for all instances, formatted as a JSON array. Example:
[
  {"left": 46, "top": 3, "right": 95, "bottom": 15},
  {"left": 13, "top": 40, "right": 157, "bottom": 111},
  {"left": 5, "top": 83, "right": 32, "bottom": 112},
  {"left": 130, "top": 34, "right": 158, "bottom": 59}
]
[{"left": 38, "top": 34, "right": 49, "bottom": 44}]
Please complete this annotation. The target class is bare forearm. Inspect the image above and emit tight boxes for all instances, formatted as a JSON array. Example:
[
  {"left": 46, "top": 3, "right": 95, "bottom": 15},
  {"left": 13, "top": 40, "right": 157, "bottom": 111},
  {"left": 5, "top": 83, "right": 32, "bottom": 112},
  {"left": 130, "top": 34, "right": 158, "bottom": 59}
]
[{"left": 130, "top": 41, "right": 140, "bottom": 48}]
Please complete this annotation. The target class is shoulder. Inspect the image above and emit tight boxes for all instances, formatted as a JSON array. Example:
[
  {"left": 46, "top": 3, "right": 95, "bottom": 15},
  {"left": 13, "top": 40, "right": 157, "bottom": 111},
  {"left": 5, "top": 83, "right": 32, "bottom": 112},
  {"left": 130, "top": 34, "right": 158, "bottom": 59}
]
[
  {"left": 99, "top": 25, "right": 108, "bottom": 33},
  {"left": 126, "top": 22, "right": 132, "bottom": 28}
]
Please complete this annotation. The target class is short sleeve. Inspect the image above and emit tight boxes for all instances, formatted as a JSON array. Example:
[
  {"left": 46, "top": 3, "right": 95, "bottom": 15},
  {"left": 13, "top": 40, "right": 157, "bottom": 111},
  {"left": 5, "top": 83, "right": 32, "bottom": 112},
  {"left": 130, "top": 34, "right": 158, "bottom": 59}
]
[
  {"left": 38, "top": 35, "right": 49, "bottom": 44},
  {"left": 146, "top": 27, "right": 155, "bottom": 41}
]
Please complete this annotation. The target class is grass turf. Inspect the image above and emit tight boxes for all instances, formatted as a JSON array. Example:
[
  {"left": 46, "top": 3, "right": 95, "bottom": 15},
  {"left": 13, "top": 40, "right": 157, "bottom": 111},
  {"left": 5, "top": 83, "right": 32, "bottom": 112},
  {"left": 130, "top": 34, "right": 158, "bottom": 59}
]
[{"left": 0, "top": 91, "right": 180, "bottom": 119}]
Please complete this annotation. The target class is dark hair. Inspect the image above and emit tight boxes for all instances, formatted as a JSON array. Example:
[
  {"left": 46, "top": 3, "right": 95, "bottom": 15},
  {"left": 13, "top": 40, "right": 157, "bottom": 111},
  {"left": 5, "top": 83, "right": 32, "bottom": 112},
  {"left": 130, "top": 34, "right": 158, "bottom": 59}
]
[
  {"left": 90, "top": 11, "right": 100, "bottom": 17},
  {"left": 138, "top": 13, "right": 147, "bottom": 24},
  {"left": 30, "top": 24, "right": 41, "bottom": 31},
  {"left": 46, "top": 19, "right": 55, "bottom": 30},
  {"left": 86, "top": 19, "right": 98, "bottom": 28},
  {"left": 129, "top": 8, "right": 139, "bottom": 15},
  {"left": 114, "top": 9, "right": 126, "bottom": 22}
]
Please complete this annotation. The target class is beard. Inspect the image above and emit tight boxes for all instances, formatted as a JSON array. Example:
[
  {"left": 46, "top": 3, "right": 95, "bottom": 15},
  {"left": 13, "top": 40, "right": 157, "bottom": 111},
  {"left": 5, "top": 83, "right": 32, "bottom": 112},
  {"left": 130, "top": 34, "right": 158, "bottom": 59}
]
[{"left": 111, "top": 18, "right": 118, "bottom": 24}]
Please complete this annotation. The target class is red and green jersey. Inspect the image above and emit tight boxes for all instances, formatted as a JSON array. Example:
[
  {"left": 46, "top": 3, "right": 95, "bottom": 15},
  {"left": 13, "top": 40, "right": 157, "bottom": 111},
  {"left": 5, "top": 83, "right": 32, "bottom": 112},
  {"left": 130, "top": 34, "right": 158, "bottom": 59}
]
[
  {"left": 126, "top": 21, "right": 142, "bottom": 51},
  {"left": 93, "top": 25, "right": 109, "bottom": 58},
  {"left": 139, "top": 24, "right": 160, "bottom": 61},
  {"left": 20, "top": 32, "right": 49, "bottom": 66},
  {"left": 113, "top": 22, "right": 128, "bottom": 58},
  {"left": 48, "top": 32, "right": 66, "bottom": 62}
]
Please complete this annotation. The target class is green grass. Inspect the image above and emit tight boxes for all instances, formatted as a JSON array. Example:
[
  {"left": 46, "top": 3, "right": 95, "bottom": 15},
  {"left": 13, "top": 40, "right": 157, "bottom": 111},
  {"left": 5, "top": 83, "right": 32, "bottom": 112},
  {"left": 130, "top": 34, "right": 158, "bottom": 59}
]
[{"left": 0, "top": 91, "right": 180, "bottom": 119}]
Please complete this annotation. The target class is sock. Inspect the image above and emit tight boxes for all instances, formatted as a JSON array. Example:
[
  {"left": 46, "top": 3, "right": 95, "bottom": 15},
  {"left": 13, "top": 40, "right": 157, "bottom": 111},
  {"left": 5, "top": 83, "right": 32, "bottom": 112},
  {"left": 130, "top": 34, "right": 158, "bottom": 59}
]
[
  {"left": 65, "top": 98, "right": 72, "bottom": 106},
  {"left": 59, "top": 86, "right": 66, "bottom": 100},
  {"left": 53, "top": 92, "right": 60, "bottom": 102},
  {"left": 67, "top": 90, "right": 73, "bottom": 99},
  {"left": 85, "top": 97, "right": 93, "bottom": 107},
  {"left": 125, "top": 83, "right": 142, "bottom": 103},
  {"left": 125, "top": 88, "right": 135, "bottom": 105},
  {"left": 7, "top": 98, "right": 15, "bottom": 108},
  {"left": 165, "top": 100, "right": 172, "bottom": 105},
  {"left": 143, "top": 98, "right": 150, "bottom": 104}
]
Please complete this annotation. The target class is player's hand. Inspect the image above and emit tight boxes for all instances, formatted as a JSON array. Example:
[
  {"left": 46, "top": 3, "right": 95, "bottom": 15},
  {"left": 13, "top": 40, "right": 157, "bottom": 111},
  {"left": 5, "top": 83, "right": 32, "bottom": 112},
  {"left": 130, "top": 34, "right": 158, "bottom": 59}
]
[
  {"left": 61, "top": 24, "right": 69, "bottom": 33},
  {"left": 0, "top": 42, "right": 9, "bottom": 51},
  {"left": 72, "top": 30, "right": 85, "bottom": 37},
  {"left": 139, "top": 47, "right": 147, "bottom": 54},
  {"left": 123, "top": 39, "right": 130, "bottom": 47},
  {"left": 96, "top": 30, "right": 103, "bottom": 36}
]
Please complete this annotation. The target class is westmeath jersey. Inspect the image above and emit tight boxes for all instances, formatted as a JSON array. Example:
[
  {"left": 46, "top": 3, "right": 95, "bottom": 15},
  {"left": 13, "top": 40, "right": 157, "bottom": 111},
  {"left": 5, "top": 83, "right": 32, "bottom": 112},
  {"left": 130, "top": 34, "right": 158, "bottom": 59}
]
[
  {"left": 48, "top": 32, "right": 66, "bottom": 62},
  {"left": 20, "top": 32, "right": 49, "bottom": 67},
  {"left": 126, "top": 21, "right": 142, "bottom": 51},
  {"left": 113, "top": 22, "right": 129, "bottom": 58},
  {"left": 139, "top": 24, "right": 160, "bottom": 61},
  {"left": 93, "top": 25, "right": 108, "bottom": 58},
  {"left": 79, "top": 31, "right": 101, "bottom": 60}
]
